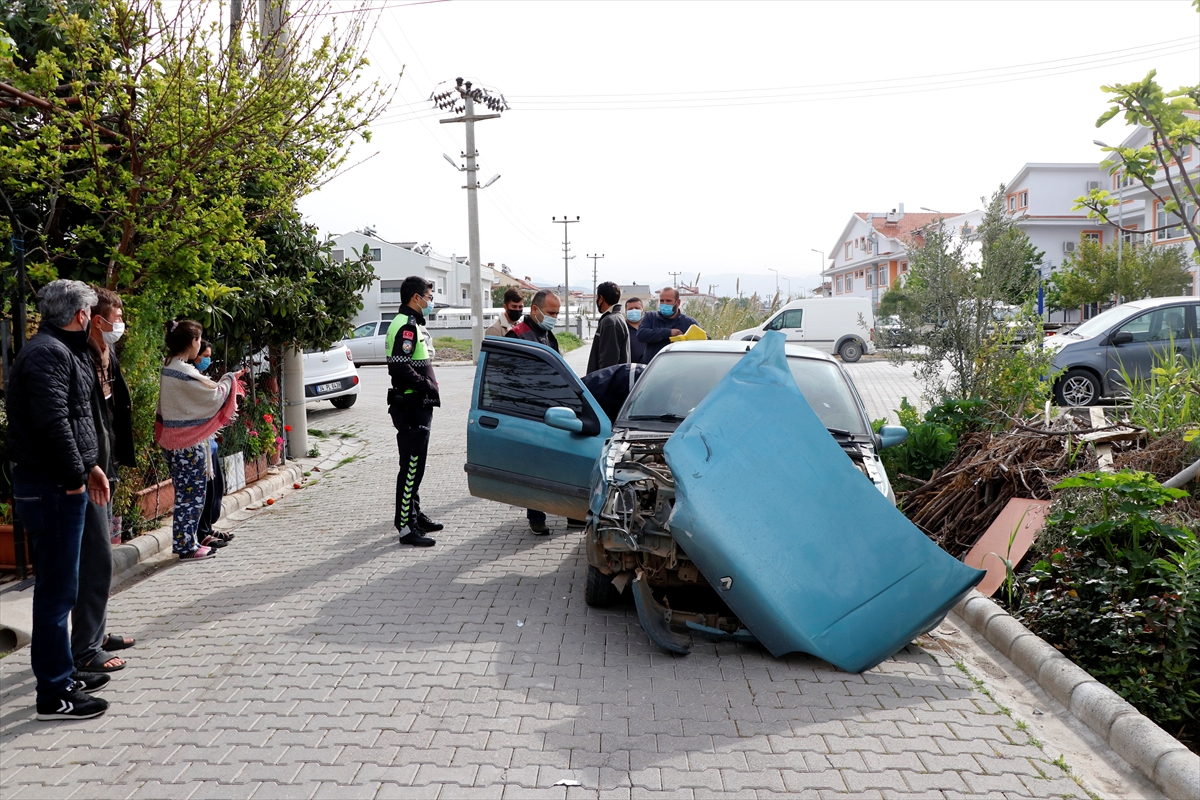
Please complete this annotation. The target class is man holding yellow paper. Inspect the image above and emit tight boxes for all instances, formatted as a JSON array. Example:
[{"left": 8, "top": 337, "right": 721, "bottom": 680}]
[{"left": 636, "top": 286, "right": 705, "bottom": 361}]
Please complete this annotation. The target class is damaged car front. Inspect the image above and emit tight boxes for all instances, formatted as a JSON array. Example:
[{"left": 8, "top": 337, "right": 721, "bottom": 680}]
[{"left": 465, "top": 334, "right": 981, "bottom": 673}]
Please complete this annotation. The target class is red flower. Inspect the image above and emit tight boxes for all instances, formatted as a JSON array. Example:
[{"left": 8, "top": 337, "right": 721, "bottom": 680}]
[
  {"left": 263, "top": 414, "right": 274, "bottom": 423},
  {"left": 284, "top": 425, "right": 292, "bottom": 432}
]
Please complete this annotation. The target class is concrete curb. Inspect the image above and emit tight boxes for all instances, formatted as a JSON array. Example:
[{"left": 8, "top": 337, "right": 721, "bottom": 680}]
[
  {"left": 0, "top": 461, "right": 303, "bottom": 653},
  {"left": 954, "top": 590, "right": 1200, "bottom": 800}
]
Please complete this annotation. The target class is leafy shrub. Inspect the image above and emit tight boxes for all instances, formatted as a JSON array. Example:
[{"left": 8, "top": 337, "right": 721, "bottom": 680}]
[
  {"left": 1119, "top": 347, "right": 1200, "bottom": 442},
  {"left": 1015, "top": 471, "right": 1199, "bottom": 746},
  {"left": 877, "top": 397, "right": 975, "bottom": 483},
  {"left": 924, "top": 397, "right": 989, "bottom": 440},
  {"left": 556, "top": 331, "right": 583, "bottom": 352}
]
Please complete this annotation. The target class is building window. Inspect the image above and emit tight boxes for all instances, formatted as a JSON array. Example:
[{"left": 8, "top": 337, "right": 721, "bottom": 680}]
[
  {"left": 1008, "top": 196, "right": 1016, "bottom": 212},
  {"left": 866, "top": 270, "right": 874, "bottom": 288},
  {"left": 1082, "top": 231, "right": 1102, "bottom": 244},
  {"left": 845, "top": 274, "right": 854, "bottom": 292},
  {"left": 900, "top": 261, "right": 909, "bottom": 272},
  {"left": 462, "top": 288, "right": 468, "bottom": 301},
  {"left": 878, "top": 266, "right": 888, "bottom": 287},
  {"left": 438, "top": 277, "right": 446, "bottom": 295},
  {"left": 331, "top": 249, "right": 345, "bottom": 263},
  {"left": 368, "top": 247, "right": 382, "bottom": 262},
  {"left": 1121, "top": 226, "right": 1141, "bottom": 246},
  {"left": 960, "top": 224, "right": 974, "bottom": 237},
  {"left": 380, "top": 279, "right": 403, "bottom": 303},
  {"left": 1157, "top": 200, "right": 1196, "bottom": 241},
  {"left": 844, "top": 242, "right": 852, "bottom": 259},
  {"left": 1018, "top": 191, "right": 1028, "bottom": 208},
  {"left": 836, "top": 276, "right": 843, "bottom": 294}
]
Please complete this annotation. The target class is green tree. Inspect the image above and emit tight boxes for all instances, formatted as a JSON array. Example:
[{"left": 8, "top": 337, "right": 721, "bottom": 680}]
[
  {"left": 1048, "top": 238, "right": 1193, "bottom": 309},
  {"left": 1074, "top": 69, "right": 1200, "bottom": 259}
]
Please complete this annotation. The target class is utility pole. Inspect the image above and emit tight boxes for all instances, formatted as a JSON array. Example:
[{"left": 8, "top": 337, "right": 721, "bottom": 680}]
[
  {"left": 668, "top": 271, "right": 681, "bottom": 289},
  {"left": 552, "top": 216, "right": 580, "bottom": 329},
  {"left": 434, "top": 78, "right": 506, "bottom": 362},
  {"left": 588, "top": 253, "right": 605, "bottom": 308}
]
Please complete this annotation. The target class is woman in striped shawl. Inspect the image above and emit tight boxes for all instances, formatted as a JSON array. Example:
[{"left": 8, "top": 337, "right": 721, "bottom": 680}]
[{"left": 154, "top": 320, "right": 245, "bottom": 560}]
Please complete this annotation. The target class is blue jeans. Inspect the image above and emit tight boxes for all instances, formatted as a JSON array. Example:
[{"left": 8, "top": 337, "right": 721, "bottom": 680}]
[{"left": 12, "top": 466, "right": 88, "bottom": 701}]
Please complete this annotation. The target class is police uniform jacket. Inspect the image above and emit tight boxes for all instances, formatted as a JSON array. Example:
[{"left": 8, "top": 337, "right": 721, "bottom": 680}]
[{"left": 386, "top": 308, "right": 440, "bottom": 410}]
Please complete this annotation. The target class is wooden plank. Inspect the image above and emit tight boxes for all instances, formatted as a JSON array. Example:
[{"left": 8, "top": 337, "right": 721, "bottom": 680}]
[{"left": 963, "top": 498, "right": 1052, "bottom": 598}]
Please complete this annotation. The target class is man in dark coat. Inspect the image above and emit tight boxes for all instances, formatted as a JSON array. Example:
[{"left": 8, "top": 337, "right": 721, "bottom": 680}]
[
  {"left": 624, "top": 296, "right": 648, "bottom": 364},
  {"left": 636, "top": 286, "right": 704, "bottom": 362},
  {"left": 586, "top": 281, "right": 629, "bottom": 374},
  {"left": 385, "top": 276, "right": 443, "bottom": 546},
  {"left": 6, "top": 280, "right": 111, "bottom": 720},
  {"left": 505, "top": 290, "right": 570, "bottom": 534},
  {"left": 73, "top": 287, "right": 137, "bottom": 675}
]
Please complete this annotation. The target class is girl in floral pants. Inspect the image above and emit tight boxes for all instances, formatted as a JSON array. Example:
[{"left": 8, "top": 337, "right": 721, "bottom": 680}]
[{"left": 166, "top": 442, "right": 208, "bottom": 556}]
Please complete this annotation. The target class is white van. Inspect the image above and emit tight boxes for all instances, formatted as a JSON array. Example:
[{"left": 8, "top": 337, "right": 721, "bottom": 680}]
[{"left": 729, "top": 297, "right": 876, "bottom": 362}]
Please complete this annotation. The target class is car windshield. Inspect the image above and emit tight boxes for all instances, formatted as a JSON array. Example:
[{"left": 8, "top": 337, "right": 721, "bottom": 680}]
[
  {"left": 1067, "top": 304, "right": 1144, "bottom": 339},
  {"left": 620, "top": 351, "right": 869, "bottom": 435}
]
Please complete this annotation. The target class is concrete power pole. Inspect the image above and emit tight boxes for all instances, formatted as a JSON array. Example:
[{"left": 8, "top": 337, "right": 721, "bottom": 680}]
[
  {"left": 258, "top": 0, "right": 307, "bottom": 461},
  {"left": 668, "top": 271, "right": 681, "bottom": 289},
  {"left": 588, "top": 253, "right": 605, "bottom": 308},
  {"left": 432, "top": 78, "right": 506, "bottom": 362},
  {"left": 553, "top": 217, "right": 580, "bottom": 329}
]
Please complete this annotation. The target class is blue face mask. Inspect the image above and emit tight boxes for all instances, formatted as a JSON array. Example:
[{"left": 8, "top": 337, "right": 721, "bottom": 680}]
[
  {"left": 626, "top": 309, "right": 643, "bottom": 323},
  {"left": 659, "top": 303, "right": 675, "bottom": 317},
  {"left": 196, "top": 356, "right": 212, "bottom": 372},
  {"left": 538, "top": 313, "right": 557, "bottom": 332}
]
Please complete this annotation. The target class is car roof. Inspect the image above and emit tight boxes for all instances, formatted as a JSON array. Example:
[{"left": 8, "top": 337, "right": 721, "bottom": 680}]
[
  {"left": 659, "top": 339, "right": 838, "bottom": 363},
  {"left": 1124, "top": 296, "right": 1200, "bottom": 310}
]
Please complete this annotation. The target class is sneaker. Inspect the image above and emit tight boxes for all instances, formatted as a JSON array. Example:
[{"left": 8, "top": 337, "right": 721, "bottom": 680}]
[
  {"left": 398, "top": 526, "right": 436, "bottom": 547},
  {"left": 70, "top": 672, "right": 111, "bottom": 694},
  {"left": 36, "top": 688, "right": 109, "bottom": 720},
  {"left": 415, "top": 513, "right": 444, "bottom": 533},
  {"left": 179, "top": 545, "right": 217, "bottom": 561},
  {"left": 529, "top": 520, "right": 550, "bottom": 535}
]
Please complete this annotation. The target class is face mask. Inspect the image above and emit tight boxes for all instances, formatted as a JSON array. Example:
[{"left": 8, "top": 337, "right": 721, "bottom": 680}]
[
  {"left": 626, "top": 309, "right": 643, "bottom": 323},
  {"left": 101, "top": 322, "right": 125, "bottom": 345},
  {"left": 196, "top": 356, "right": 212, "bottom": 372},
  {"left": 659, "top": 303, "right": 675, "bottom": 317},
  {"left": 537, "top": 310, "right": 557, "bottom": 332},
  {"left": 506, "top": 308, "right": 522, "bottom": 322}
]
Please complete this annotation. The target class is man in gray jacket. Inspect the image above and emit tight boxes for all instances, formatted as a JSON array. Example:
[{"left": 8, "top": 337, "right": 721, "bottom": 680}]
[{"left": 7, "top": 280, "right": 112, "bottom": 720}]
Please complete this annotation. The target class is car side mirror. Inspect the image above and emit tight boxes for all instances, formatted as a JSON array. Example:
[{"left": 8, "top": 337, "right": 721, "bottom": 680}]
[
  {"left": 1109, "top": 330, "right": 1134, "bottom": 346},
  {"left": 877, "top": 425, "right": 909, "bottom": 449},
  {"left": 544, "top": 406, "right": 584, "bottom": 433}
]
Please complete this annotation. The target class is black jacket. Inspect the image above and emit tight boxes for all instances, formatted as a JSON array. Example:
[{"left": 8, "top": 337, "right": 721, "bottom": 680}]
[
  {"left": 636, "top": 309, "right": 704, "bottom": 362},
  {"left": 88, "top": 348, "right": 136, "bottom": 477},
  {"left": 386, "top": 307, "right": 440, "bottom": 409},
  {"left": 6, "top": 323, "right": 100, "bottom": 490},
  {"left": 627, "top": 321, "right": 648, "bottom": 364},
  {"left": 586, "top": 305, "right": 630, "bottom": 374},
  {"left": 507, "top": 316, "right": 560, "bottom": 352}
]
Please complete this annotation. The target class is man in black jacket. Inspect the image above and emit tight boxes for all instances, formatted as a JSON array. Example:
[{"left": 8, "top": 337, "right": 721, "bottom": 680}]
[
  {"left": 636, "top": 286, "right": 704, "bottom": 362},
  {"left": 385, "top": 276, "right": 442, "bottom": 546},
  {"left": 73, "top": 287, "right": 136, "bottom": 675},
  {"left": 506, "top": 291, "right": 567, "bottom": 534},
  {"left": 7, "top": 279, "right": 111, "bottom": 720},
  {"left": 586, "top": 281, "right": 629, "bottom": 374}
]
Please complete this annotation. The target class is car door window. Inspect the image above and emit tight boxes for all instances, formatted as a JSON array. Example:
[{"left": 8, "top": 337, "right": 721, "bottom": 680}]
[
  {"left": 764, "top": 314, "right": 784, "bottom": 331},
  {"left": 481, "top": 351, "right": 585, "bottom": 421},
  {"left": 778, "top": 309, "right": 803, "bottom": 329},
  {"left": 352, "top": 322, "right": 376, "bottom": 338},
  {"left": 1117, "top": 309, "right": 1186, "bottom": 343}
]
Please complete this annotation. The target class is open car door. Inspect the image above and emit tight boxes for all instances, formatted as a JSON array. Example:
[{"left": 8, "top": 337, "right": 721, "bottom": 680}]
[{"left": 465, "top": 338, "right": 611, "bottom": 519}]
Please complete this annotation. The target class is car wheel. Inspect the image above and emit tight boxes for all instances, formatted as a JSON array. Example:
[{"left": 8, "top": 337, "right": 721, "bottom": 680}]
[
  {"left": 330, "top": 394, "right": 357, "bottom": 409},
  {"left": 839, "top": 340, "right": 863, "bottom": 363},
  {"left": 585, "top": 564, "right": 624, "bottom": 607},
  {"left": 1055, "top": 369, "right": 1100, "bottom": 407}
]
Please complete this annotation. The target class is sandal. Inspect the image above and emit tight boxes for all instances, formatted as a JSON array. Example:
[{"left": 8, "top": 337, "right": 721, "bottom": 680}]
[
  {"left": 75, "top": 650, "right": 126, "bottom": 673},
  {"left": 179, "top": 545, "right": 217, "bottom": 561},
  {"left": 200, "top": 535, "right": 228, "bottom": 549},
  {"left": 210, "top": 531, "right": 234, "bottom": 542},
  {"left": 102, "top": 634, "right": 136, "bottom": 651}
]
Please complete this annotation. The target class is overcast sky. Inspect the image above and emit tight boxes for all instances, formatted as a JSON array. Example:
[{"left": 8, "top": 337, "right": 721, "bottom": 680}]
[{"left": 296, "top": 0, "right": 1200, "bottom": 300}]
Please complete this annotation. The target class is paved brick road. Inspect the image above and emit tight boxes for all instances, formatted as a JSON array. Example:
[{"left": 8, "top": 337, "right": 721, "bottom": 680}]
[{"left": 0, "top": 346, "right": 1120, "bottom": 799}]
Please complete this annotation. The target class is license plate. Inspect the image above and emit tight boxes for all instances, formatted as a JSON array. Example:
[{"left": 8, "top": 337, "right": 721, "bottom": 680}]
[{"left": 316, "top": 381, "right": 342, "bottom": 394}]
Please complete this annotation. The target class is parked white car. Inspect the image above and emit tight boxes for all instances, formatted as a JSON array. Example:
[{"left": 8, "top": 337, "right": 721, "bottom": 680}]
[
  {"left": 344, "top": 319, "right": 436, "bottom": 365},
  {"left": 730, "top": 297, "right": 876, "bottom": 363},
  {"left": 303, "top": 344, "right": 360, "bottom": 408}
]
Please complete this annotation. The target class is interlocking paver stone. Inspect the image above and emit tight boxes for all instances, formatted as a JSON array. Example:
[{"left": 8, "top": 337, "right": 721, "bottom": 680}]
[{"left": 0, "top": 349, "right": 1146, "bottom": 798}]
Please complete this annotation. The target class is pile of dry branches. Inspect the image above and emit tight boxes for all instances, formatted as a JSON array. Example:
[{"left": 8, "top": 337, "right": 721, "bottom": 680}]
[{"left": 900, "top": 418, "right": 1105, "bottom": 558}]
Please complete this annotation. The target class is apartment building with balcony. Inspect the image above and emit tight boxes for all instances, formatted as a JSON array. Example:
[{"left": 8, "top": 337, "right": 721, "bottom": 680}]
[
  {"left": 331, "top": 229, "right": 495, "bottom": 326},
  {"left": 822, "top": 205, "right": 958, "bottom": 307}
]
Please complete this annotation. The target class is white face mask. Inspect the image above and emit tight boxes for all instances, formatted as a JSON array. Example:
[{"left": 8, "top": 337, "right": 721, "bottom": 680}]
[{"left": 101, "top": 322, "right": 125, "bottom": 345}]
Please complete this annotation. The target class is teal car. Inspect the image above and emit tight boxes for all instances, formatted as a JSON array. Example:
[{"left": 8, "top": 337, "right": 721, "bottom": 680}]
[{"left": 465, "top": 333, "right": 983, "bottom": 672}]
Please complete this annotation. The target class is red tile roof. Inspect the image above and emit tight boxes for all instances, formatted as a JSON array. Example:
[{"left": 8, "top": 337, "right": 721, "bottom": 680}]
[{"left": 855, "top": 211, "right": 963, "bottom": 241}]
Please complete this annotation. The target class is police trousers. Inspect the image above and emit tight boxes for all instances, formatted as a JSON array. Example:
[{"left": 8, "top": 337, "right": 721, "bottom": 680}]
[{"left": 392, "top": 406, "right": 432, "bottom": 530}]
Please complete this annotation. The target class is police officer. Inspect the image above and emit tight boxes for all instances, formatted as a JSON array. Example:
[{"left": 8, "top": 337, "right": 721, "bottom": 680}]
[{"left": 385, "top": 276, "right": 444, "bottom": 546}]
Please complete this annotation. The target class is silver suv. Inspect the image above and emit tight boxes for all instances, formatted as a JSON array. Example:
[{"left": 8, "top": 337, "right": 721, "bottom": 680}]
[{"left": 1048, "top": 296, "right": 1199, "bottom": 406}]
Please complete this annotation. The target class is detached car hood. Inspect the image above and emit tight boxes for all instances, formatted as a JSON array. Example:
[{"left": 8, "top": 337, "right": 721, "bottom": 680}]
[{"left": 663, "top": 332, "right": 983, "bottom": 673}]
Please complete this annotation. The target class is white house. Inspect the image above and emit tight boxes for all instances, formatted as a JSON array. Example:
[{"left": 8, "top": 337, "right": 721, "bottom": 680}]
[
  {"left": 1093, "top": 115, "right": 1198, "bottom": 294},
  {"left": 823, "top": 205, "right": 958, "bottom": 307},
  {"left": 331, "top": 230, "right": 495, "bottom": 326}
]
